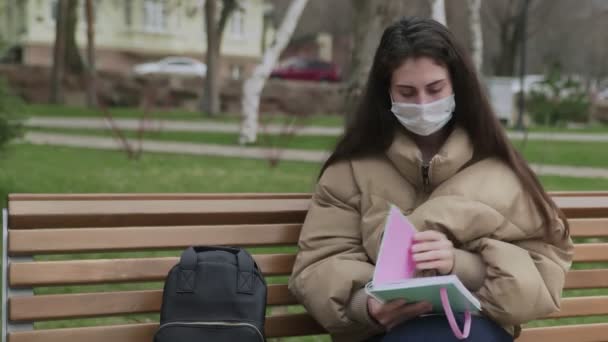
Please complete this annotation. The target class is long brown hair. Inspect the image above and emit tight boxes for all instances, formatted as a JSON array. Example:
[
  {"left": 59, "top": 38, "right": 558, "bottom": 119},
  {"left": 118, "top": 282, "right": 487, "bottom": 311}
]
[{"left": 322, "top": 17, "right": 569, "bottom": 239}]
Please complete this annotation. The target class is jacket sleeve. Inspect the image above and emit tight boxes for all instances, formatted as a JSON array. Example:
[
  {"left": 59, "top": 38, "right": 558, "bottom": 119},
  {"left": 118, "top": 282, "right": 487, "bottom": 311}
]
[
  {"left": 408, "top": 195, "right": 574, "bottom": 326},
  {"left": 473, "top": 231, "right": 573, "bottom": 326},
  {"left": 288, "top": 161, "right": 383, "bottom": 335}
]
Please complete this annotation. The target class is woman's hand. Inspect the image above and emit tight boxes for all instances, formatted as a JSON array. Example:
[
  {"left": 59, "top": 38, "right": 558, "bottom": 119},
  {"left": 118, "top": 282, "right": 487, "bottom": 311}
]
[
  {"left": 367, "top": 297, "right": 432, "bottom": 330},
  {"left": 412, "top": 230, "right": 454, "bottom": 275}
]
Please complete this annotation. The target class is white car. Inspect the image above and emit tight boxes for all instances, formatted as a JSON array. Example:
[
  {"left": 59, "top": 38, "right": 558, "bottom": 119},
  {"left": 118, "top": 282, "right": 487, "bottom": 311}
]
[{"left": 132, "top": 57, "right": 207, "bottom": 78}]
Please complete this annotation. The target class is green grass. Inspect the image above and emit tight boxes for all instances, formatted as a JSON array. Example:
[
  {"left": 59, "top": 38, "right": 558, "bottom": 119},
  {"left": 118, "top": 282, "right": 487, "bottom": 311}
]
[
  {"left": 1, "top": 143, "right": 607, "bottom": 338},
  {"left": 0, "top": 144, "right": 321, "bottom": 208},
  {"left": 27, "top": 126, "right": 340, "bottom": 151},
  {"left": 513, "top": 140, "right": 608, "bottom": 169},
  {"left": 25, "top": 103, "right": 345, "bottom": 127}
]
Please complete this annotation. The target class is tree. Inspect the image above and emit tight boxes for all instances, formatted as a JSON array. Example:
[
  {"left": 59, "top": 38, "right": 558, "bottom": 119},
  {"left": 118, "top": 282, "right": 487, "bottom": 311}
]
[
  {"left": 343, "top": 0, "right": 418, "bottom": 127},
  {"left": 430, "top": 0, "right": 446, "bottom": 26},
  {"left": 65, "top": 0, "right": 84, "bottom": 73},
  {"left": 202, "top": 0, "right": 239, "bottom": 116},
  {"left": 239, "top": 0, "right": 309, "bottom": 144},
  {"left": 85, "top": 0, "right": 97, "bottom": 108},
  {"left": 467, "top": 0, "right": 483, "bottom": 73},
  {"left": 50, "top": 0, "right": 69, "bottom": 104},
  {"left": 483, "top": 0, "right": 553, "bottom": 76}
]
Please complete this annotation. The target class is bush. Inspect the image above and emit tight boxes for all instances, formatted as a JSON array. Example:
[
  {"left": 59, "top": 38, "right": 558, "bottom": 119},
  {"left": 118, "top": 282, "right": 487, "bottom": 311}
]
[
  {"left": 527, "top": 64, "right": 590, "bottom": 126},
  {"left": 0, "top": 77, "right": 24, "bottom": 148}
]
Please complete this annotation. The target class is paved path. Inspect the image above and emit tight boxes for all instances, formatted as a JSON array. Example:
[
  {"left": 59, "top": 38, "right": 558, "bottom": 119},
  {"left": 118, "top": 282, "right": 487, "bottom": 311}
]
[
  {"left": 26, "top": 117, "right": 343, "bottom": 136},
  {"left": 26, "top": 117, "right": 608, "bottom": 142},
  {"left": 22, "top": 132, "right": 608, "bottom": 179}
]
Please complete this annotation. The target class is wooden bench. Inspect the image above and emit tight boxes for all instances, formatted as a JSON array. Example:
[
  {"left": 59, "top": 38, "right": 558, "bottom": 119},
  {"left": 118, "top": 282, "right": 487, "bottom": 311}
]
[{"left": 2, "top": 192, "right": 608, "bottom": 342}]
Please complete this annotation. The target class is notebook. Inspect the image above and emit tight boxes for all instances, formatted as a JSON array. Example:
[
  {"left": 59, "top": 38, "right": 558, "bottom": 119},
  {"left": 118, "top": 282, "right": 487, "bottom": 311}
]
[{"left": 365, "top": 205, "right": 481, "bottom": 314}]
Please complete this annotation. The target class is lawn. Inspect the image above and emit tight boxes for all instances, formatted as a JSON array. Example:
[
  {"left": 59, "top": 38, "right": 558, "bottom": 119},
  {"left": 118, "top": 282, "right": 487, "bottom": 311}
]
[
  {"left": 24, "top": 103, "right": 346, "bottom": 127},
  {"left": 1, "top": 143, "right": 607, "bottom": 340}
]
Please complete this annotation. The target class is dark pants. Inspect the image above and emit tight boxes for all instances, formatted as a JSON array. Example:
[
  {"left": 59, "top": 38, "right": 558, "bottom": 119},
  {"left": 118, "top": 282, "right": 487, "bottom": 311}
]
[{"left": 366, "top": 315, "right": 513, "bottom": 342}]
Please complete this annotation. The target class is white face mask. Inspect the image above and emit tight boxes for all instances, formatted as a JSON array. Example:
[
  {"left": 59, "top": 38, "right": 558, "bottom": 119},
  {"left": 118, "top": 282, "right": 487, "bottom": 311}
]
[{"left": 390, "top": 94, "right": 455, "bottom": 136}]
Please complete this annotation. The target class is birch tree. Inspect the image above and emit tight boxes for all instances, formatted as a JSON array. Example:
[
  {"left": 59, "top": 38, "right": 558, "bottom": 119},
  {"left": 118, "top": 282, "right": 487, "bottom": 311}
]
[
  {"left": 238, "top": 0, "right": 308, "bottom": 144},
  {"left": 467, "top": 0, "right": 483, "bottom": 73}
]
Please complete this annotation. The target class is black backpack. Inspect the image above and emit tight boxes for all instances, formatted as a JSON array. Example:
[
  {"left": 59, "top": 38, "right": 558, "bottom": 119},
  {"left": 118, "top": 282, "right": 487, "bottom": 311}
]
[{"left": 154, "top": 246, "right": 267, "bottom": 342}]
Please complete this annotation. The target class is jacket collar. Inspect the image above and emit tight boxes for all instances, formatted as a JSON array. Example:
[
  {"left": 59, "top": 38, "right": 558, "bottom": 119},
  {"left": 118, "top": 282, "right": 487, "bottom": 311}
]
[{"left": 385, "top": 125, "right": 474, "bottom": 189}]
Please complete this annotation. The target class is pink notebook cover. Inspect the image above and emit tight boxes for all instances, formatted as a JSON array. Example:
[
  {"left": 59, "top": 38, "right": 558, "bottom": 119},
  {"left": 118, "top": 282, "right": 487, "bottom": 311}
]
[{"left": 372, "top": 205, "right": 417, "bottom": 286}]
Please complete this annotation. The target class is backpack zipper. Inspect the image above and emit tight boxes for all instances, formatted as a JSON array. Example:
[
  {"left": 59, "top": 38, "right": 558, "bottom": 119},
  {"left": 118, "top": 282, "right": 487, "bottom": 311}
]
[{"left": 158, "top": 321, "right": 264, "bottom": 341}]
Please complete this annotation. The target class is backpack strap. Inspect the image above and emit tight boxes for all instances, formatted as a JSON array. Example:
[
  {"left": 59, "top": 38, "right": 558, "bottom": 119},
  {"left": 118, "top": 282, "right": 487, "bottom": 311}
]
[
  {"left": 235, "top": 249, "right": 255, "bottom": 295},
  {"left": 177, "top": 247, "right": 198, "bottom": 293}
]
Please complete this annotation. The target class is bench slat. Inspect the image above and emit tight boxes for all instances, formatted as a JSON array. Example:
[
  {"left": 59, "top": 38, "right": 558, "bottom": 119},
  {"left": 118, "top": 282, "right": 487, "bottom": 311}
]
[
  {"left": 518, "top": 323, "right": 608, "bottom": 342},
  {"left": 547, "top": 296, "right": 608, "bottom": 318},
  {"left": 8, "top": 224, "right": 301, "bottom": 254},
  {"left": 7, "top": 314, "right": 325, "bottom": 342},
  {"left": 9, "top": 196, "right": 608, "bottom": 230},
  {"left": 9, "top": 245, "right": 608, "bottom": 287},
  {"left": 573, "top": 244, "right": 608, "bottom": 262},
  {"left": 9, "top": 254, "right": 296, "bottom": 287},
  {"left": 550, "top": 191, "right": 608, "bottom": 197},
  {"left": 9, "top": 285, "right": 298, "bottom": 321},
  {"left": 565, "top": 269, "right": 608, "bottom": 289},
  {"left": 8, "top": 193, "right": 311, "bottom": 201},
  {"left": 7, "top": 219, "right": 606, "bottom": 255},
  {"left": 11, "top": 286, "right": 608, "bottom": 322},
  {"left": 553, "top": 196, "right": 608, "bottom": 219},
  {"left": 8, "top": 199, "right": 310, "bottom": 229},
  {"left": 569, "top": 219, "right": 608, "bottom": 238}
]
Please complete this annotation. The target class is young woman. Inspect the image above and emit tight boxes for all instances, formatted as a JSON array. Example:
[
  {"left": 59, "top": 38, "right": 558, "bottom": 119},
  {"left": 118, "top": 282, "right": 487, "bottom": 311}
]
[{"left": 288, "top": 17, "right": 573, "bottom": 342}]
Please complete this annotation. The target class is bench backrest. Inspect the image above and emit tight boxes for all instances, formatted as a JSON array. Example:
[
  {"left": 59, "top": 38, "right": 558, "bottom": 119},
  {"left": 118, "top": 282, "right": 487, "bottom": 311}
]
[{"left": 3, "top": 193, "right": 608, "bottom": 342}]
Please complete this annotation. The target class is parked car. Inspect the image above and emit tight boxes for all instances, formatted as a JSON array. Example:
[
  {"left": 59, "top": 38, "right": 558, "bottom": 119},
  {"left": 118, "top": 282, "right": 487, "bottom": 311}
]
[
  {"left": 270, "top": 57, "right": 341, "bottom": 82},
  {"left": 132, "top": 57, "right": 207, "bottom": 78}
]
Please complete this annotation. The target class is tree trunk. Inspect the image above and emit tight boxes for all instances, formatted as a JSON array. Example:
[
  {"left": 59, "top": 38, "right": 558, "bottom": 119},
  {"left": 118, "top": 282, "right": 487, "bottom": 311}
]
[
  {"left": 85, "top": 0, "right": 97, "bottom": 108},
  {"left": 430, "top": 0, "right": 446, "bottom": 26},
  {"left": 202, "top": 0, "right": 219, "bottom": 116},
  {"left": 65, "top": 0, "right": 84, "bottom": 74},
  {"left": 50, "top": 0, "right": 68, "bottom": 104},
  {"left": 343, "top": 0, "right": 407, "bottom": 127},
  {"left": 202, "top": 0, "right": 237, "bottom": 116},
  {"left": 494, "top": 21, "right": 519, "bottom": 76},
  {"left": 239, "top": 0, "right": 309, "bottom": 144},
  {"left": 467, "top": 0, "right": 483, "bottom": 73}
]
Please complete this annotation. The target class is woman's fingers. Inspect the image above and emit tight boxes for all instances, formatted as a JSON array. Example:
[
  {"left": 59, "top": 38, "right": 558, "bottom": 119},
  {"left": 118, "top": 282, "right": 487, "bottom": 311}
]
[
  {"left": 412, "top": 249, "right": 452, "bottom": 262},
  {"left": 412, "top": 239, "right": 452, "bottom": 253},
  {"left": 414, "top": 230, "right": 446, "bottom": 242}
]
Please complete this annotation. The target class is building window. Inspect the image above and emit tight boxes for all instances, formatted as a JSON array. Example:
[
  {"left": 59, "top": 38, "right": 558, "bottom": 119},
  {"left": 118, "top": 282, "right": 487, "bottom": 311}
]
[
  {"left": 143, "top": 0, "right": 166, "bottom": 32},
  {"left": 229, "top": 8, "right": 245, "bottom": 38}
]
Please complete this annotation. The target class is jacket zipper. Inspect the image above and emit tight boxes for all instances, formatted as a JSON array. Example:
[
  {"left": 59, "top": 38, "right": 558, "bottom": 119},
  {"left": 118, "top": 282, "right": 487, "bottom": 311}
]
[
  {"left": 421, "top": 163, "right": 431, "bottom": 193},
  {"left": 158, "top": 321, "right": 264, "bottom": 341}
]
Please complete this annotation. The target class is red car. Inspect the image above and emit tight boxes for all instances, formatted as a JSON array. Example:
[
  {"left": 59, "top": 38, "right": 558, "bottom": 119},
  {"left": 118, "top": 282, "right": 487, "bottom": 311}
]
[{"left": 270, "top": 57, "right": 341, "bottom": 82}]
